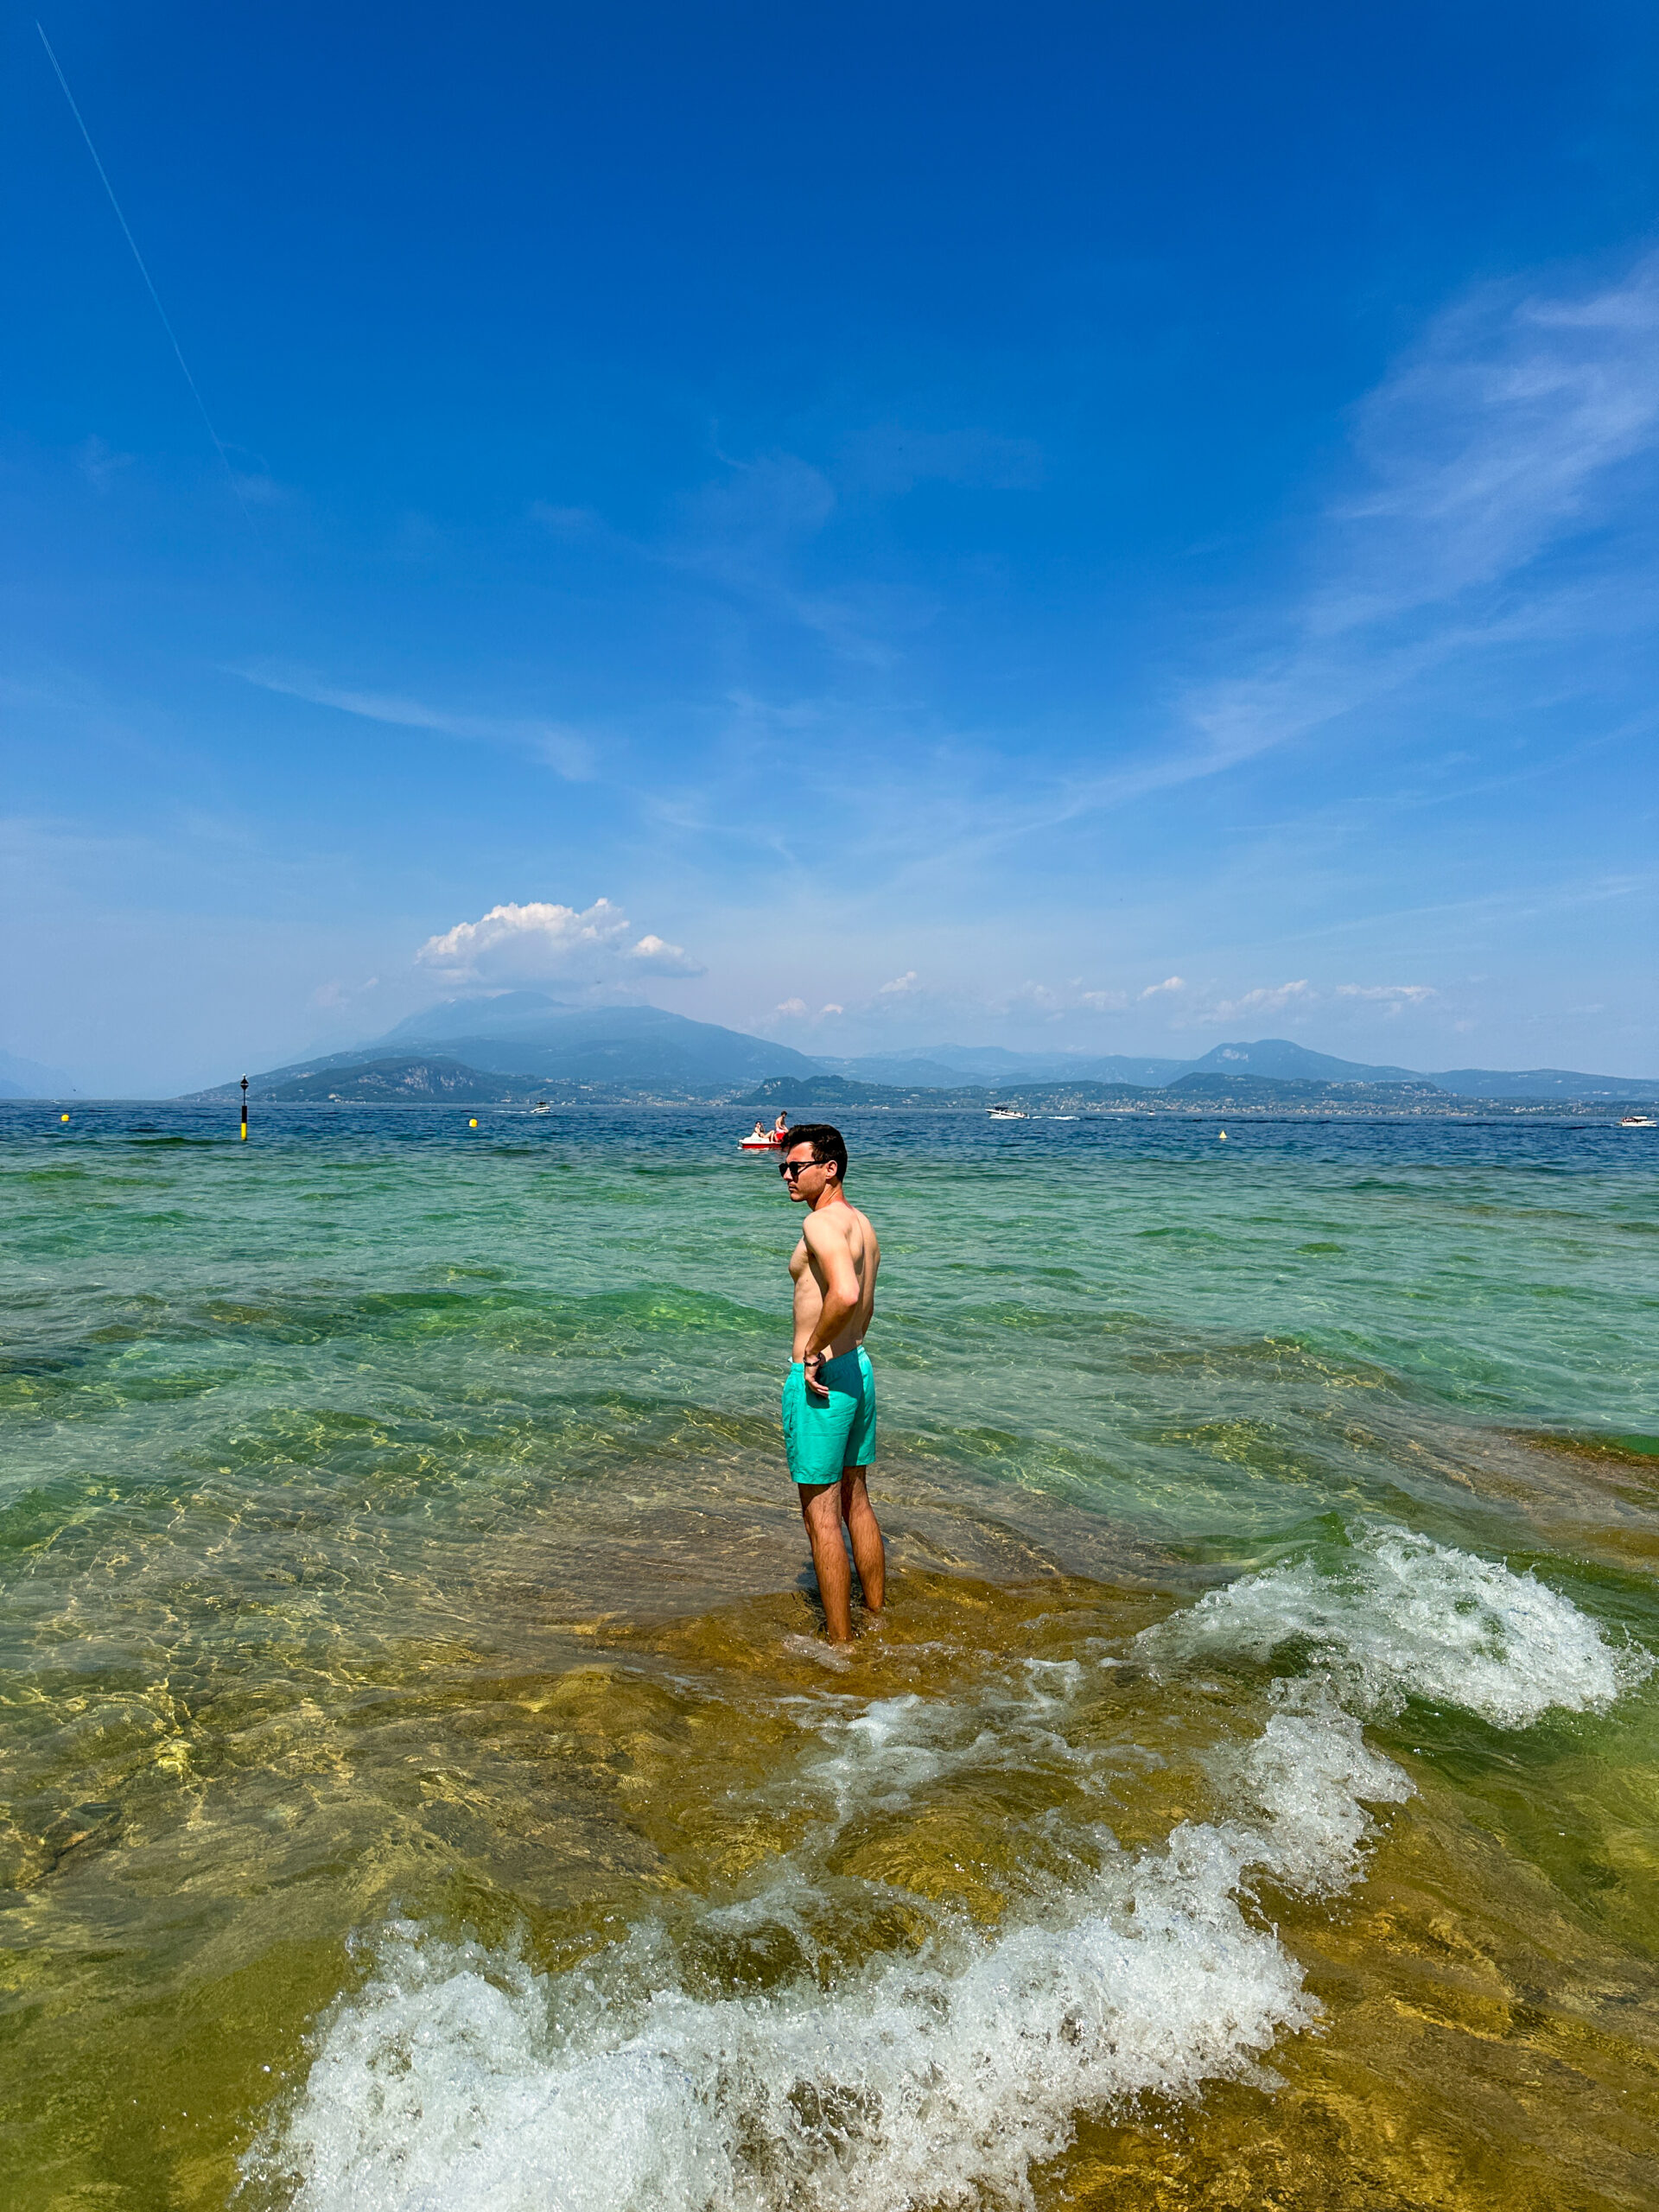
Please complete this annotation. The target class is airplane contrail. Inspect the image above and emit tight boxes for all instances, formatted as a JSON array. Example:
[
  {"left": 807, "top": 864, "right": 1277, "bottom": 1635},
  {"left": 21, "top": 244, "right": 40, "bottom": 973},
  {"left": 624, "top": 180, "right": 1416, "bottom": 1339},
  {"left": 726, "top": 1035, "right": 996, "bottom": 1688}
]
[{"left": 36, "top": 19, "right": 262, "bottom": 543}]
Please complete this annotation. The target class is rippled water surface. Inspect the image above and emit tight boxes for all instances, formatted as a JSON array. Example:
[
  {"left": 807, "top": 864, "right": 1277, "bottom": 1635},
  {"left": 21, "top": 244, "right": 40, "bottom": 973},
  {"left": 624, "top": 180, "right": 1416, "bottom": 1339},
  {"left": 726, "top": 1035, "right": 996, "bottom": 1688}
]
[{"left": 3, "top": 1103, "right": 1656, "bottom": 2209}]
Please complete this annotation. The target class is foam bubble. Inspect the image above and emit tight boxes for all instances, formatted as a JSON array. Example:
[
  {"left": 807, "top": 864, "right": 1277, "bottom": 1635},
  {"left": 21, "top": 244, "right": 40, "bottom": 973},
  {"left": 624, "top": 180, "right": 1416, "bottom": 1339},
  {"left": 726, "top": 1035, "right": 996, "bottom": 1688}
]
[{"left": 1138, "top": 1526, "right": 1646, "bottom": 1726}]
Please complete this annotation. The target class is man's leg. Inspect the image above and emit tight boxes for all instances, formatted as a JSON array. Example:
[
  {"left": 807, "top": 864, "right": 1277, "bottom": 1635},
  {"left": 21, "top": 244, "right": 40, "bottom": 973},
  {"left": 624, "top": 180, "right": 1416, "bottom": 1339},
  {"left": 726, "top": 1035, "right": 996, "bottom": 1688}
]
[
  {"left": 798, "top": 1481, "right": 855, "bottom": 1643},
  {"left": 840, "top": 1467, "right": 885, "bottom": 1613}
]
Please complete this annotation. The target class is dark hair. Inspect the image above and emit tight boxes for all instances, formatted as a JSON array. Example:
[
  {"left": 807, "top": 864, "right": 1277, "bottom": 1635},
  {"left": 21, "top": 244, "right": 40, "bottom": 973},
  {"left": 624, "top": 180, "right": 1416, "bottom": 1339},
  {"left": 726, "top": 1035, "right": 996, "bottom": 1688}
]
[{"left": 783, "top": 1122, "right": 847, "bottom": 1177}]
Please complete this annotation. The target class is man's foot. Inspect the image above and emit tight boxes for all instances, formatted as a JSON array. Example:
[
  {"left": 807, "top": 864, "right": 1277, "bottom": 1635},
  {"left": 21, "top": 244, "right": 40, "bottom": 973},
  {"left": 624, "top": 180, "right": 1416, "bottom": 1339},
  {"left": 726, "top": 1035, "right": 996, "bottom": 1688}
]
[{"left": 782, "top": 1632, "right": 852, "bottom": 1672}]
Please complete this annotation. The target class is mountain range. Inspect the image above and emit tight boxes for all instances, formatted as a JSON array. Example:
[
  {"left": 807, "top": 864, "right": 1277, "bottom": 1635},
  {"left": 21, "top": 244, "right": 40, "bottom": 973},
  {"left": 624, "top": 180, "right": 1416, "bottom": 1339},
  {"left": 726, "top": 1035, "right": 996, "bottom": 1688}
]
[
  {"left": 178, "top": 993, "right": 1658, "bottom": 1105},
  {"left": 0, "top": 1047, "right": 80, "bottom": 1099}
]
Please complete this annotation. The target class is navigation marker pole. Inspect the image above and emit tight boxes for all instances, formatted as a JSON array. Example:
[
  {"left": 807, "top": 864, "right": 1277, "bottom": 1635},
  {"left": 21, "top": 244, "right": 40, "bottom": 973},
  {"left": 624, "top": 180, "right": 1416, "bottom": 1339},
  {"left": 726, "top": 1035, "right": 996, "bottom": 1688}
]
[{"left": 241, "top": 1075, "right": 249, "bottom": 1142}]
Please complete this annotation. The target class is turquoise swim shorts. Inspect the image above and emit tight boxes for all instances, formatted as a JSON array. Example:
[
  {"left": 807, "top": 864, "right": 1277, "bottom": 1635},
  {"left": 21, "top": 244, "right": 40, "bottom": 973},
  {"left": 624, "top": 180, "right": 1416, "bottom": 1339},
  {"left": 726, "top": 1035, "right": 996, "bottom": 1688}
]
[{"left": 781, "top": 1347, "right": 876, "bottom": 1488}]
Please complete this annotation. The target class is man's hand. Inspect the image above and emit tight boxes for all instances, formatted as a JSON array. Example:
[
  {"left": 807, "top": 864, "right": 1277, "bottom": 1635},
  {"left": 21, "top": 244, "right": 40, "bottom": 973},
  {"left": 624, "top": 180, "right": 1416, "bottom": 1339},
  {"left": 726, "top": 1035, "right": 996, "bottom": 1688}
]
[{"left": 803, "top": 1350, "right": 830, "bottom": 1401}]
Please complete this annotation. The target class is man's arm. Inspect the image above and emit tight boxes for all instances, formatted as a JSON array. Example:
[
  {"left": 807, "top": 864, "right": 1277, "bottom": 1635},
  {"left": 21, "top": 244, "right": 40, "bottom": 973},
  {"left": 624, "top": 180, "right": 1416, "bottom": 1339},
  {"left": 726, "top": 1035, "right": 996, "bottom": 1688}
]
[{"left": 799, "top": 1212, "right": 860, "bottom": 1374}]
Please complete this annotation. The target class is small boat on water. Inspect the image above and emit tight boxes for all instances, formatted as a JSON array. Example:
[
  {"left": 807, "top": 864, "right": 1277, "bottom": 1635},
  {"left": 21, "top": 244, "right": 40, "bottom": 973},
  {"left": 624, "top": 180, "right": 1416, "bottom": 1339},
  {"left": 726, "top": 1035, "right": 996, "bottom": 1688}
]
[
  {"left": 531, "top": 1100, "right": 551, "bottom": 1115},
  {"left": 1620, "top": 1114, "right": 1656, "bottom": 1128},
  {"left": 739, "top": 1122, "right": 792, "bottom": 1150},
  {"left": 988, "top": 1106, "right": 1027, "bottom": 1120}
]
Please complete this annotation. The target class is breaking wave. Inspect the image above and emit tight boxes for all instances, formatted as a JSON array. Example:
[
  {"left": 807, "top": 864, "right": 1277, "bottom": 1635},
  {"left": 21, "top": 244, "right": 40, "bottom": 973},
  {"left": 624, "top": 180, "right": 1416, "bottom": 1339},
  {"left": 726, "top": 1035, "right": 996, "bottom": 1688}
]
[
  {"left": 1135, "top": 1522, "right": 1647, "bottom": 1726},
  {"left": 253, "top": 1529, "right": 1643, "bottom": 2212}
]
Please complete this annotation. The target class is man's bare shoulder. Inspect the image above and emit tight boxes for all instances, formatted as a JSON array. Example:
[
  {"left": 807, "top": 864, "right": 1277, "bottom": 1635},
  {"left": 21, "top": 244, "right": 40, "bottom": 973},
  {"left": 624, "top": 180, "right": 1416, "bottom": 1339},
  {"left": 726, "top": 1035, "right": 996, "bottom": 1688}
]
[{"left": 801, "top": 1204, "right": 855, "bottom": 1250}]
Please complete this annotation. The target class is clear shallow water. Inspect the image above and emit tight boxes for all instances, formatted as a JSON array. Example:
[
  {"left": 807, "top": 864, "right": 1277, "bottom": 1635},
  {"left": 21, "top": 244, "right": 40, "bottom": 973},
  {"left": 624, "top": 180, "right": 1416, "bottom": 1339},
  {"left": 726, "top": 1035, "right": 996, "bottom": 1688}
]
[{"left": 3, "top": 1103, "right": 1656, "bottom": 2209}]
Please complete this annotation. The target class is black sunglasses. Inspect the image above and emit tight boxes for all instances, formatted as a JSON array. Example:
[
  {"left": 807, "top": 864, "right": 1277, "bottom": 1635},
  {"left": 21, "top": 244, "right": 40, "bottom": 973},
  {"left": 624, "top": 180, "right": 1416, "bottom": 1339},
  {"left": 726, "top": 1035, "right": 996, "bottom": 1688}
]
[{"left": 779, "top": 1157, "right": 823, "bottom": 1178}]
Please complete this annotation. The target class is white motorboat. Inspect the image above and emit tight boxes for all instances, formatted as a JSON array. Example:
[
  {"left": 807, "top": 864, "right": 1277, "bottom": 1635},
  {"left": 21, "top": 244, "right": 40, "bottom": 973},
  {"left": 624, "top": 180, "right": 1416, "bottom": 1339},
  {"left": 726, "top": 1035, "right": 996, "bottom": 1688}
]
[
  {"left": 1619, "top": 1114, "right": 1656, "bottom": 1128},
  {"left": 988, "top": 1106, "right": 1027, "bottom": 1120}
]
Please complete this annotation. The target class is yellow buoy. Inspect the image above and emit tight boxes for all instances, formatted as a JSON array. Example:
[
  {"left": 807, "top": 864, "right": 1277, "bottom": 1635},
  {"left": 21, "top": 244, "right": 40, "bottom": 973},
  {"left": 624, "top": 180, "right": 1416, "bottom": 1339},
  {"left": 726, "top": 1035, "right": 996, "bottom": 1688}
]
[
  {"left": 468, "top": 1118, "right": 479, "bottom": 1128},
  {"left": 60, "top": 1112, "right": 70, "bottom": 1122},
  {"left": 1218, "top": 1129, "right": 1227, "bottom": 1141}
]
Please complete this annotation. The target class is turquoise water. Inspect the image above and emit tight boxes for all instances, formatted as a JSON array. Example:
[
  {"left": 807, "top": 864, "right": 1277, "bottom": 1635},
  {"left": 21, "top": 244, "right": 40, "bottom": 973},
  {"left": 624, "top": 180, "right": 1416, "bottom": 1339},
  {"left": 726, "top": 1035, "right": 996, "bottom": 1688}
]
[{"left": 3, "top": 1104, "right": 1656, "bottom": 2209}]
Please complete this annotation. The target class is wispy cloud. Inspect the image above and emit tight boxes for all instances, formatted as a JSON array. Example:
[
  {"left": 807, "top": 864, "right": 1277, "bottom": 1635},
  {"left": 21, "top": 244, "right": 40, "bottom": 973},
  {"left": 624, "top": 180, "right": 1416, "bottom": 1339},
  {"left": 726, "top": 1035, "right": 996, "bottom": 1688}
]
[
  {"left": 237, "top": 668, "right": 597, "bottom": 780},
  {"left": 1206, "top": 979, "right": 1313, "bottom": 1023},
  {"left": 665, "top": 452, "right": 907, "bottom": 670},
  {"left": 76, "top": 435, "right": 133, "bottom": 493},
  {"left": 1155, "top": 254, "right": 1659, "bottom": 791},
  {"left": 838, "top": 423, "right": 1045, "bottom": 496},
  {"left": 1337, "top": 982, "right": 1436, "bottom": 1007},
  {"left": 842, "top": 252, "right": 1659, "bottom": 878}
]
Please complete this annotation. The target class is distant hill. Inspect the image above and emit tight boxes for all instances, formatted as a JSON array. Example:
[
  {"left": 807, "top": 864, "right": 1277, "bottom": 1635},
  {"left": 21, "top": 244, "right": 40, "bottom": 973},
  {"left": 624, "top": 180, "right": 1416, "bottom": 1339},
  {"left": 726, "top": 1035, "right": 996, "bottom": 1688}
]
[
  {"left": 1165, "top": 1071, "right": 1452, "bottom": 1105},
  {"left": 821, "top": 1046, "right": 1194, "bottom": 1086},
  {"left": 741, "top": 1073, "right": 1491, "bottom": 1114},
  {"left": 743, "top": 1075, "right": 938, "bottom": 1109},
  {"left": 743, "top": 1076, "right": 1159, "bottom": 1110},
  {"left": 267, "top": 1057, "right": 544, "bottom": 1103},
  {"left": 195, "top": 1000, "right": 820, "bottom": 1102},
  {"left": 820, "top": 1036, "right": 1659, "bottom": 1097},
  {"left": 1429, "top": 1066, "right": 1659, "bottom": 1102},
  {"left": 1183, "top": 1037, "right": 1657, "bottom": 1098},
  {"left": 373, "top": 989, "right": 578, "bottom": 1043},
  {"left": 1186, "top": 1040, "right": 1418, "bottom": 1083},
  {"left": 188, "top": 1052, "right": 1656, "bottom": 1116},
  {"left": 0, "top": 1047, "right": 80, "bottom": 1098},
  {"left": 367, "top": 998, "right": 819, "bottom": 1086},
  {"left": 188, "top": 1014, "right": 1656, "bottom": 1109}
]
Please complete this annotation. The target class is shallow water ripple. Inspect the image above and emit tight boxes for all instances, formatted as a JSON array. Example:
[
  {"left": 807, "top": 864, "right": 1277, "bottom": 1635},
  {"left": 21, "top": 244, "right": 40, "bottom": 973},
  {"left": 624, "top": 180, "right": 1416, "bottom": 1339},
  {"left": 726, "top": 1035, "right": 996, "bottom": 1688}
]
[{"left": 2, "top": 1104, "right": 1656, "bottom": 2209}]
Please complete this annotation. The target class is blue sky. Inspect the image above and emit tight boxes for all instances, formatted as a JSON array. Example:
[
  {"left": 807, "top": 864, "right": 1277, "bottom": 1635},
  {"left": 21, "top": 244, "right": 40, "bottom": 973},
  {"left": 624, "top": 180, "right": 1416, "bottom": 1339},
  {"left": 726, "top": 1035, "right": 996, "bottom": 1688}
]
[{"left": 3, "top": 1, "right": 1656, "bottom": 1092}]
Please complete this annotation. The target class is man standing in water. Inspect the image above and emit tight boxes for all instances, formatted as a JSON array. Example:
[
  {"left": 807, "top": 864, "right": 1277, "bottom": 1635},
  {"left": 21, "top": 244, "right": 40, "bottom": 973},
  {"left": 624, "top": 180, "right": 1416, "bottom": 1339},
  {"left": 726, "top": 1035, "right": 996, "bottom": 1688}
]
[{"left": 779, "top": 1124, "right": 885, "bottom": 1643}]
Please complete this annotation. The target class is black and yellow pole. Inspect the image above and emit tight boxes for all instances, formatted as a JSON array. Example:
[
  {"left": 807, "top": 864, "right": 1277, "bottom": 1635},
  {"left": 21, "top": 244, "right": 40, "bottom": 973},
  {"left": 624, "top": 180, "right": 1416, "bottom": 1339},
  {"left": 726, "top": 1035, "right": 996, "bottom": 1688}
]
[{"left": 240, "top": 1075, "right": 249, "bottom": 1142}]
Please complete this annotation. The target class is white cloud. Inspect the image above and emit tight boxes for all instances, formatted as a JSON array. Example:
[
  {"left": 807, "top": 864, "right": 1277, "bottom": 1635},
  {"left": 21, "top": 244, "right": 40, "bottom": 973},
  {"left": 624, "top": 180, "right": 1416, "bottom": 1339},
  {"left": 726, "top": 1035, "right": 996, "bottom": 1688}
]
[
  {"left": 1337, "top": 983, "right": 1437, "bottom": 1001},
  {"left": 1139, "top": 975, "right": 1185, "bottom": 999},
  {"left": 819, "top": 1001, "right": 843, "bottom": 1015},
  {"left": 310, "top": 976, "right": 380, "bottom": 1010},
  {"left": 878, "top": 970, "right": 920, "bottom": 995},
  {"left": 1334, "top": 982, "right": 1436, "bottom": 1019},
  {"left": 627, "top": 934, "right": 695, "bottom": 969},
  {"left": 416, "top": 899, "right": 703, "bottom": 985},
  {"left": 1208, "top": 980, "right": 1314, "bottom": 1022},
  {"left": 1079, "top": 988, "right": 1128, "bottom": 1011},
  {"left": 776, "top": 996, "right": 808, "bottom": 1017}
]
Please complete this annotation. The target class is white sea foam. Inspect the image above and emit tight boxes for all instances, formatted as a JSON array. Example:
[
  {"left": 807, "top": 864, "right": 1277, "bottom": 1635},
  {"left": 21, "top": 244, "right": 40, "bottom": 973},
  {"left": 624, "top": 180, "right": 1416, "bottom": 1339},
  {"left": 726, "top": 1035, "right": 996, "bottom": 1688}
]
[
  {"left": 1229, "top": 1684, "right": 1413, "bottom": 1894},
  {"left": 257, "top": 1529, "right": 1643, "bottom": 2211},
  {"left": 799, "top": 1688, "right": 1105, "bottom": 1826},
  {"left": 262, "top": 1838, "right": 1321, "bottom": 2212},
  {"left": 1137, "top": 1525, "right": 1644, "bottom": 1726},
  {"left": 255, "top": 1694, "right": 1401, "bottom": 2212}
]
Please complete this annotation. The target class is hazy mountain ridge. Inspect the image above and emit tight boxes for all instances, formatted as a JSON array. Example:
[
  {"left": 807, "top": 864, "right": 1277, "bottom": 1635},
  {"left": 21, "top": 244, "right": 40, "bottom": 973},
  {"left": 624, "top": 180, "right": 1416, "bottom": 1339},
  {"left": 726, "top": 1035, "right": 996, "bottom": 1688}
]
[
  {"left": 183, "top": 999, "right": 1657, "bottom": 1105},
  {"left": 0, "top": 1047, "right": 81, "bottom": 1099}
]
